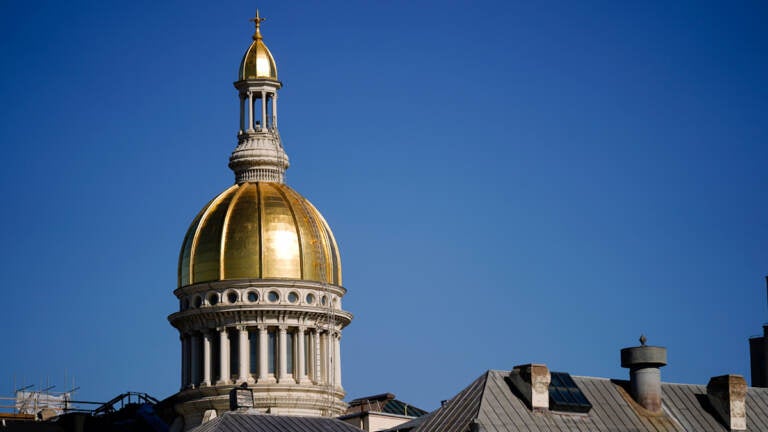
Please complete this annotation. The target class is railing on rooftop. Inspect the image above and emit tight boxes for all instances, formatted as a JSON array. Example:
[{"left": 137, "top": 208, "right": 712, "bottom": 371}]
[{"left": 1, "top": 390, "right": 159, "bottom": 419}]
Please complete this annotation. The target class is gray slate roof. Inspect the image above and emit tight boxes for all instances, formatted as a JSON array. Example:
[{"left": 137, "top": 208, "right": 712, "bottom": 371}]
[
  {"left": 386, "top": 370, "right": 768, "bottom": 432},
  {"left": 189, "top": 412, "right": 363, "bottom": 432}
]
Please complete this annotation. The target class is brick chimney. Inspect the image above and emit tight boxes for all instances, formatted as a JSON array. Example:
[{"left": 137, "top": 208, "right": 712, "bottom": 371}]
[
  {"left": 707, "top": 374, "right": 747, "bottom": 431},
  {"left": 509, "top": 363, "right": 551, "bottom": 410},
  {"left": 620, "top": 335, "right": 667, "bottom": 412}
]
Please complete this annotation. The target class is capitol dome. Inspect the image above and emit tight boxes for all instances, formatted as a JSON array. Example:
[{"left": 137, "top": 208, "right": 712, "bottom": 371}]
[
  {"left": 169, "top": 13, "right": 350, "bottom": 426},
  {"left": 178, "top": 182, "right": 341, "bottom": 288}
]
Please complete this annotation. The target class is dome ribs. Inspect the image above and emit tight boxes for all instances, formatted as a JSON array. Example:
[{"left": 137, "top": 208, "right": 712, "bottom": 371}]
[
  {"left": 221, "top": 183, "right": 258, "bottom": 280},
  {"left": 259, "top": 183, "right": 301, "bottom": 279},
  {"left": 190, "top": 186, "right": 238, "bottom": 284},
  {"left": 274, "top": 184, "right": 306, "bottom": 280},
  {"left": 178, "top": 183, "right": 341, "bottom": 287},
  {"left": 312, "top": 203, "right": 342, "bottom": 285},
  {"left": 178, "top": 202, "right": 209, "bottom": 287}
]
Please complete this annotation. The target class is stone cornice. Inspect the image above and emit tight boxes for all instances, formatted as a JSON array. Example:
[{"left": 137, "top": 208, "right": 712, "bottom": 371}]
[
  {"left": 174, "top": 279, "right": 347, "bottom": 298},
  {"left": 168, "top": 308, "right": 353, "bottom": 332}
]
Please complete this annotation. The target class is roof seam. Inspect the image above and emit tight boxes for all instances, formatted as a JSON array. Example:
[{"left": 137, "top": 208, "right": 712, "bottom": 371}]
[{"left": 220, "top": 183, "right": 248, "bottom": 280}]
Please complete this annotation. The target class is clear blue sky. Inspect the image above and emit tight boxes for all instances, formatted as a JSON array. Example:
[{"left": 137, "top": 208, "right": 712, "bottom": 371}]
[{"left": 0, "top": 0, "right": 766, "bottom": 412}]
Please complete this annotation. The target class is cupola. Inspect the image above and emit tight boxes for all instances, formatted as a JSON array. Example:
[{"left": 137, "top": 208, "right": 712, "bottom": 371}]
[{"left": 238, "top": 10, "right": 278, "bottom": 81}]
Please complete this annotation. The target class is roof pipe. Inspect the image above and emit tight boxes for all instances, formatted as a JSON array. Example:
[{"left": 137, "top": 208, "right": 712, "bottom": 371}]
[{"left": 620, "top": 335, "right": 667, "bottom": 413}]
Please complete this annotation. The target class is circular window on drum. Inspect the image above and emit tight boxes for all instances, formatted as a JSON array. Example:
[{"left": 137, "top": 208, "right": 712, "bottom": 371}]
[
  {"left": 227, "top": 291, "right": 239, "bottom": 304},
  {"left": 247, "top": 291, "right": 258, "bottom": 302},
  {"left": 208, "top": 293, "right": 219, "bottom": 306},
  {"left": 287, "top": 292, "right": 299, "bottom": 303},
  {"left": 305, "top": 293, "right": 315, "bottom": 304},
  {"left": 268, "top": 291, "right": 279, "bottom": 302}
]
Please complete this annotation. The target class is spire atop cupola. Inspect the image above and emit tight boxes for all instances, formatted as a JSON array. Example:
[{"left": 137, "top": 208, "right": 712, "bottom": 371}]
[
  {"left": 250, "top": 9, "right": 265, "bottom": 40},
  {"left": 229, "top": 10, "right": 288, "bottom": 184}
]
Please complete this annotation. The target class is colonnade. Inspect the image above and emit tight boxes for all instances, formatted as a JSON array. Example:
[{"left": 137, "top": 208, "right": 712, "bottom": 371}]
[
  {"left": 239, "top": 90, "right": 277, "bottom": 133},
  {"left": 180, "top": 325, "right": 341, "bottom": 390}
]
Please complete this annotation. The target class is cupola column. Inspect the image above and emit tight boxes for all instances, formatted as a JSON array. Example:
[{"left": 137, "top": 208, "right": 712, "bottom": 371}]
[
  {"left": 278, "top": 325, "right": 289, "bottom": 383},
  {"left": 218, "top": 328, "right": 230, "bottom": 385},
  {"left": 247, "top": 91, "right": 254, "bottom": 132},
  {"left": 237, "top": 326, "right": 251, "bottom": 383},
  {"left": 312, "top": 330, "right": 321, "bottom": 383},
  {"left": 333, "top": 333, "right": 342, "bottom": 389},
  {"left": 297, "top": 327, "right": 308, "bottom": 383},
  {"left": 272, "top": 93, "right": 278, "bottom": 129},
  {"left": 257, "top": 325, "right": 269, "bottom": 383},
  {"left": 319, "top": 331, "right": 328, "bottom": 384},
  {"left": 190, "top": 333, "right": 201, "bottom": 387},
  {"left": 238, "top": 94, "right": 244, "bottom": 134},
  {"left": 260, "top": 91, "right": 267, "bottom": 129},
  {"left": 181, "top": 335, "right": 189, "bottom": 389},
  {"left": 202, "top": 330, "right": 212, "bottom": 386}
]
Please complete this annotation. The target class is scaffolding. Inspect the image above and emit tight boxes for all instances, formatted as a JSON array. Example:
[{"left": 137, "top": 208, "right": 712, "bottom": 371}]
[
  {"left": 0, "top": 384, "right": 161, "bottom": 422},
  {"left": 0, "top": 384, "right": 82, "bottom": 419}
]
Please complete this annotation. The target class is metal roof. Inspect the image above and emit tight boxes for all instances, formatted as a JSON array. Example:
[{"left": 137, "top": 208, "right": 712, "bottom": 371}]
[
  {"left": 390, "top": 372, "right": 487, "bottom": 432},
  {"left": 385, "top": 370, "right": 768, "bottom": 432},
  {"left": 346, "top": 393, "right": 428, "bottom": 418},
  {"left": 189, "top": 412, "right": 364, "bottom": 432},
  {"left": 661, "top": 382, "right": 768, "bottom": 431}
]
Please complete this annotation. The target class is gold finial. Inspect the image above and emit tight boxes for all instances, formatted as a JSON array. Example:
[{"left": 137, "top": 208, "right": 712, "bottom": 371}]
[{"left": 250, "top": 9, "right": 266, "bottom": 40}]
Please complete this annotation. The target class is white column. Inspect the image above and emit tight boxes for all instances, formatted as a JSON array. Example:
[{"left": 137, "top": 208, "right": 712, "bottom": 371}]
[
  {"left": 258, "top": 325, "right": 270, "bottom": 383},
  {"left": 247, "top": 91, "right": 254, "bottom": 131},
  {"left": 305, "top": 329, "right": 313, "bottom": 382},
  {"left": 239, "top": 94, "right": 245, "bottom": 134},
  {"left": 297, "top": 327, "right": 308, "bottom": 383},
  {"left": 272, "top": 93, "right": 278, "bottom": 129},
  {"left": 278, "top": 326, "right": 288, "bottom": 383},
  {"left": 238, "top": 326, "right": 251, "bottom": 384},
  {"left": 190, "top": 333, "right": 201, "bottom": 387},
  {"left": 260, "top": 91, "right": 267, "bottom": 130},
  {"left": 181, "top": 335, "right": 188, "bottom": 389},
  {"left": 319, "top": 331, "right": 327, "bottom": 384},
  {"left": 313, "top": 330, "right": 322, "bottom": 384},
  {"left": 334, "top": 333, "right": 342, "bottom": 389},
  {"left": 218, "top": 328, "right": 230, "bottom": 385},
  {"left": 202, "top": 331, "right": 211, "bottom": 386}
]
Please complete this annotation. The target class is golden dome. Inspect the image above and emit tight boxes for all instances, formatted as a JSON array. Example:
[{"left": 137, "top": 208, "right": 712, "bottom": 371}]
[
  {"left": 238, "top": 10, "right": 278, "bottom": 80},
  {"left": 178, "top": 182, "right": 341, "bottom": 288}
]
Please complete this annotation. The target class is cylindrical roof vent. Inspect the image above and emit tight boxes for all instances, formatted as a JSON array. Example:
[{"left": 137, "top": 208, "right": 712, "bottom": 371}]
[{"left": 620, "top": 335, "right": 667, "bottom": 413}]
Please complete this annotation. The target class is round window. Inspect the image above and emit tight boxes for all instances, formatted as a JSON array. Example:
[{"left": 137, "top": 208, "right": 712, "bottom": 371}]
[
  {"left": 227, "top": 292, "right": 238, "bottom": 303},
  {"left": 247, "top": 291, "right": 258, "bottom": 302},
  {"left": 208, "top": 293, "right": 219, "bottom": 306},
  {"left": 288, "top": 292, "right": 299, "bottom": 303},
  {"left": 268, "top": 291, "right": 279, "bottom": 302},
  {"left": 305, "top": 293, "right": 315, "bottom": 304},
  {"left": 194, "top": 296, "right": 202, "bottom": 308}
]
